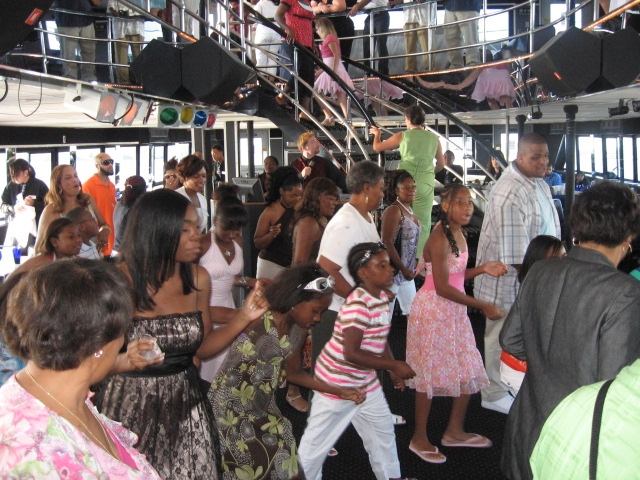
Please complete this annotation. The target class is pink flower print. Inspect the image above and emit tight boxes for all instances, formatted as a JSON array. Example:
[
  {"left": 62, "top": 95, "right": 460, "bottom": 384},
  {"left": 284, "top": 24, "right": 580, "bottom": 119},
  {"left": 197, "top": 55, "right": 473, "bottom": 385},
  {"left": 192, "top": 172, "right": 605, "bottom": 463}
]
[
  {"left": 0, "top": 411, "right": 37, "bottom": 468},
  {"left": 52, "top": 451, "right": 85, "bottom": 479}
]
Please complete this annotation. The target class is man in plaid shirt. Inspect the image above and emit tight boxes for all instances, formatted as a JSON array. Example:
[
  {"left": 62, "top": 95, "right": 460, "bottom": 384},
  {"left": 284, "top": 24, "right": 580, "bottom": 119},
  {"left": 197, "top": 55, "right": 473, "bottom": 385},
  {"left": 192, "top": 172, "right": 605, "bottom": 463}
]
[{"left": 474, "top": 133, "right": 560, "bottom": 414}]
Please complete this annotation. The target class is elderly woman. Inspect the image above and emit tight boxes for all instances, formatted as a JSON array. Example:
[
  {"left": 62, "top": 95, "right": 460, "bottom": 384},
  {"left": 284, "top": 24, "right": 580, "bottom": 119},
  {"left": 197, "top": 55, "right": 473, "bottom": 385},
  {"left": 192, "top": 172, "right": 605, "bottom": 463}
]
[
  {"left": 0, "top": 259, "right": 161, "bottom": 478},
  {"left": 370, "top": 105, "right": 445, "bottom": 253},
  {"left": 314, "top": 161, "right": 386, "bottom": 363},
  {"left": 499, "top": 181, "right": 640, "bottom": 480}
]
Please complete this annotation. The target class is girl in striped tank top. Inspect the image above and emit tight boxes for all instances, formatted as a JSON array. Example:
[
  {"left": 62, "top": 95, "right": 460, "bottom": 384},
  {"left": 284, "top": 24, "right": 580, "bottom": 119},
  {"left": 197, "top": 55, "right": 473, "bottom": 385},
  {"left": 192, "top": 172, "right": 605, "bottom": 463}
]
[{"left": 299, "top": 242, "right": 417, "bottom": 480}]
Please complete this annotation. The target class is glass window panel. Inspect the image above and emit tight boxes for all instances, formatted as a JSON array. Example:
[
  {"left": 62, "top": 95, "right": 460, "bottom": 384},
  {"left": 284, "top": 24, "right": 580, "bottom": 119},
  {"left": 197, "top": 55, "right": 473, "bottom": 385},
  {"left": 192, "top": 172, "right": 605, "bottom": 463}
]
[
  {"left": 622, "top": 137, "right": 634, "bottom": 181},
  {"left": 499, "top": 133, "right": 518, "bottom": 162},
  {"left": 139, "top": 145, "right": 151, "bottom": 184},
  {"left": 593, "top": 137, "right": 603, "bottom": 174},
  {"left": 106, "top": 146, "right": 137, "bottom": 194},
  {"left": 75, "top": 148, "right": 100, "bottom": 186},
  {"left": 550, "top": 4, "right": 583, "bottom": 34},
  {"left": 0, "top": 149, "right": 8, "bottom": 200},
  {"left": 151, "top": 145, "right": 167, "bottom": 187},
  {"left": 239, "top": 137, "right": 263, "bottom": 177},
  {"left": 605, "top": 137, "right": 618, "bottom": 177},
  {"left": 58, "top": 150, "right": 72, "bottom": 166},
  {"left": 28, "top": 152, "right": 52, "bottom": 185},
  {"left": 577, "top": 136, "right": 594, "bottom": 173},
  {"left": 168, "top": 143, "right": 190, "bottom": 163}
]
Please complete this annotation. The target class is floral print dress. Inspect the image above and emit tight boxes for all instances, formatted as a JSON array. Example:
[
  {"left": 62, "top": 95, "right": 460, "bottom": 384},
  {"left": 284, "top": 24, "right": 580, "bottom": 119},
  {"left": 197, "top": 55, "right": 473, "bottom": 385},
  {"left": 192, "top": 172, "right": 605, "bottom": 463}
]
[
  {"left": 208, "top": 311, "right": 305, "bottom": 480},
  {"left": 406, "top": 251, "right": 489, "bottom": 397},
  {"left": 0, "top": 376, "right": 161, "bottom": 479}
]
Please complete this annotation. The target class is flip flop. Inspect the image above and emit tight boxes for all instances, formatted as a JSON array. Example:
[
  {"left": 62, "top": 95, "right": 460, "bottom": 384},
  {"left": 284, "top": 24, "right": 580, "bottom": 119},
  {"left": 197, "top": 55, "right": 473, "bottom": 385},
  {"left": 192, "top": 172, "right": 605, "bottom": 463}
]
[
  {"left": 392, "top": 414, "right": 406, "bottom": 425},
  {"left": 408, "top": 443, "right": 447, "bottom": 464},
  {"left": 440, "top": 433, "right": 493, "bottom": 448},
  {"left": 285, "top": 393, "right": 308, "bottom": 413}
]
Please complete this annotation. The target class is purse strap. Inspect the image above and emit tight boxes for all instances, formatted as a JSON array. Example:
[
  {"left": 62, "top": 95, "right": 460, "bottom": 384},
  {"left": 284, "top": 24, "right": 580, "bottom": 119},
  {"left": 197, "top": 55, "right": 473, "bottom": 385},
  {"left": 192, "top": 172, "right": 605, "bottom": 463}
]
[{"left": 589, "top": 378, "right": 614, "bottom": 480}]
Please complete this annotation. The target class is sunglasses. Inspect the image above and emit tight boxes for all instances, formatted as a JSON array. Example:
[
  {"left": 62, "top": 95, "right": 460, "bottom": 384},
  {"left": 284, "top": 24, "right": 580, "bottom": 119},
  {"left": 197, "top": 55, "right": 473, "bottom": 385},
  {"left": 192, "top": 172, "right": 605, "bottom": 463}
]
[
  {"left": 358, "top": 242, "right": 387, "bottom": 266},
  {"left": 100, "top": 159, "right": 114, "bottom": 166},
  {"left": 299, "top": 276, "right": 335, "bottom": 292}
]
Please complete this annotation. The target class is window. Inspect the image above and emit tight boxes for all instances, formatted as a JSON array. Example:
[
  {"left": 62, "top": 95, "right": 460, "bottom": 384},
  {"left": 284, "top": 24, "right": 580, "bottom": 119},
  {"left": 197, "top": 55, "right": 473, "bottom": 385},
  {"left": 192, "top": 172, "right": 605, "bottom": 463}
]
[
  {"left": 28, "top": 152, "right": 52, "bottom": 185},
  {"left": 239, "top": 136, "right": 264, "bottom": 178},
  {"left": 549, "top": 3, "right": 583, "bottom": 35},
  {"left": 76, "top": 148, "right": 101, "bottom": 186},
  {"left": 106, "top": 146, "right": 137, "bottom": 194},
  {"left": 621, "top": 137, "right": 634, "bottom": 181}
]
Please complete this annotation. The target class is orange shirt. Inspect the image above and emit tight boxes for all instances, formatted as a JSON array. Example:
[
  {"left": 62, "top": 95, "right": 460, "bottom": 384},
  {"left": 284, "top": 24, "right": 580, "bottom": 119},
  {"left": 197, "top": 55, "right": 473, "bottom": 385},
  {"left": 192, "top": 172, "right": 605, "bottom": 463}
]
[{"left": 83, "top": 174, "right": 116, "bottom": 256}]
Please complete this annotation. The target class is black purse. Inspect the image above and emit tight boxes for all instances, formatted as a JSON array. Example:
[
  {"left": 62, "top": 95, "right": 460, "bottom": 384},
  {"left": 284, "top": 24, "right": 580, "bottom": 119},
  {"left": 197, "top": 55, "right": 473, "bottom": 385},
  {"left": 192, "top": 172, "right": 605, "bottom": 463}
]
[{"left": 392, "top": 208, "right": 404, "bottom": 274}]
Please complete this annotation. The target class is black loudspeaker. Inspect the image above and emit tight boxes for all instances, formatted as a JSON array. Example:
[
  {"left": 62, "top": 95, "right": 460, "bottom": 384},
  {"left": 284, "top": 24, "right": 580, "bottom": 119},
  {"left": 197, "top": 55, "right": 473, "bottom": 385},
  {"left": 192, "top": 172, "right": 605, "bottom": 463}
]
[
  {"left": 530, "top": 27, "right": 601, "bottom": 97},
  {"left": 0, "top": 1, "right": 53, "bottom": 57},
  {"left": 595, "top": 28, "right": 640, "bottom": 90},
  {"left": 181, "top": 37, "right": 255, "bottom": 105},
  {"left": 130, "top": 39, "right": 193, "bottom": 101}
]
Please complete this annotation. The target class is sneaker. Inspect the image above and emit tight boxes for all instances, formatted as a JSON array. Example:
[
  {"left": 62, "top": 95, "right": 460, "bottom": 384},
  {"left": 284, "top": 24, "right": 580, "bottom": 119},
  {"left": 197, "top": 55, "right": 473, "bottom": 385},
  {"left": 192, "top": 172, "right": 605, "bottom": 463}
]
[{"left": 481, "top": 395, "right": 514, "bottom": 414}]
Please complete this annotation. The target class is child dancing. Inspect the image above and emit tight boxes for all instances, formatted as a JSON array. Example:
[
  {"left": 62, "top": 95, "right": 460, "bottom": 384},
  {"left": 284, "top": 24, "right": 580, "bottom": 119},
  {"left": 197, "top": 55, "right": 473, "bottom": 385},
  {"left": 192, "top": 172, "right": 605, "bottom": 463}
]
[
  {"left": 314, "top": 18, "right": 355, "bottom": 127},
  {"left": 407, "top": 184, "right": 507, "bottom": 464},
  {"left": 299, "top": 242, "right": 417, "bottom": 480}
]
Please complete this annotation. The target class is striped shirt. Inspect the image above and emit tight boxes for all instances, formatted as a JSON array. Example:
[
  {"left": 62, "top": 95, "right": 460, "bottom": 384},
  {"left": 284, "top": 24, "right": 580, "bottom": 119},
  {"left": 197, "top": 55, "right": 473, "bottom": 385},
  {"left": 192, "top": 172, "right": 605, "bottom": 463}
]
[
  {"left": 474, "top": 162, "right": 560, "bottom": 311},
  {"left": 315, "top": 288, "right": 391, "bottom": 399}
]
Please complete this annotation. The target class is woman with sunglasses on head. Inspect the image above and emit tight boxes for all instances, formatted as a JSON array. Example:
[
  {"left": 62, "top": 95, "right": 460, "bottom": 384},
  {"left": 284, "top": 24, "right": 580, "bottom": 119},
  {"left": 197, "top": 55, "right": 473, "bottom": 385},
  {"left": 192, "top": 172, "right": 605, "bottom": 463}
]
[
  {"left": 208, "top": 264, "right": 364, "bottom": 479},
  {"left": 299, "top": 243, "right": 416, "bottom": 480},
  {"left": 37, "top": 165, "right": 110, "bottom": 254},
  {"left": 381, "top": 169, "right": 421, "bottom": 318}
]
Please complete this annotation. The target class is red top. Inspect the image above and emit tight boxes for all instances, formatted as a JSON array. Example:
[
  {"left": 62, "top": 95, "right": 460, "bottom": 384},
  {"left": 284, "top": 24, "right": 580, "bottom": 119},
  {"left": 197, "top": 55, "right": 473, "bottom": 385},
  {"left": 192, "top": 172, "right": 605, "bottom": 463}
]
[{"left": 282, "top": 0, "right": 314, "bottom": 48}]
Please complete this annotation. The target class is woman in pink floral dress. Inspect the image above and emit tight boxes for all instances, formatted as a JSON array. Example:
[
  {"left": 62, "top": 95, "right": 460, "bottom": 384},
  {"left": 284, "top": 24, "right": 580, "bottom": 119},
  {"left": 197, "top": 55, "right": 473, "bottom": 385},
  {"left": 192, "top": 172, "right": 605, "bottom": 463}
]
[
  {"left": 0, "top": 259, "right": 161, "bottom": 479},
  {"left": 406, "top": 184, "right": 508, "bottom": 464}
]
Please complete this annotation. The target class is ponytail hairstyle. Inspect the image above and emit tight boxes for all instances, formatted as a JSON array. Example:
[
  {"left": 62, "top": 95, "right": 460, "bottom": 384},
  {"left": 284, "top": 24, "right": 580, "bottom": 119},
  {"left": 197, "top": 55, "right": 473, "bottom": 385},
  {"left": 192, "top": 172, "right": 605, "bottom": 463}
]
[
  {"left": 439, "top": 184, "right": 469, "bottom": 258},
  {"left": 347, "top": 242, "right": 387, "bottom": 287}
]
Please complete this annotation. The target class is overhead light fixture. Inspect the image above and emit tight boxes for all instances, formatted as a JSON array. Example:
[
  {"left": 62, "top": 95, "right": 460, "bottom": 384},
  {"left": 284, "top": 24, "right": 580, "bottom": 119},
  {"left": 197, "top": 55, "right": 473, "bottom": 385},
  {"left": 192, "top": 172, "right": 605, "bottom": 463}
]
[
  {"left": 609, "top": 99, "right": 629, "bottom": 117},
  {"left": 157, "top": 104, "right": 217, "bottom": 129},
  {"left": 632, "top": 100, "right": 640, "bottom": 113},
  {"left": 119, "top": 98, "right": 151, "bottom": 126},
  {"left": 96, "top": 91, "right": 121, "bottom": 122}
]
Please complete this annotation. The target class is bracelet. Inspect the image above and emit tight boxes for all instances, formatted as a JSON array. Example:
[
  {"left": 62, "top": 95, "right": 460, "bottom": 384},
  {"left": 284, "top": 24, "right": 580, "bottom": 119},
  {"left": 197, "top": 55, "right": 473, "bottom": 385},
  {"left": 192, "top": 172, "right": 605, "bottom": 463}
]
[
  {"left": 239, "top": 276, "right": 248, "bottom": 287},
  {"left": 98, "top": 225, "right": 111, "bottom": 233}
]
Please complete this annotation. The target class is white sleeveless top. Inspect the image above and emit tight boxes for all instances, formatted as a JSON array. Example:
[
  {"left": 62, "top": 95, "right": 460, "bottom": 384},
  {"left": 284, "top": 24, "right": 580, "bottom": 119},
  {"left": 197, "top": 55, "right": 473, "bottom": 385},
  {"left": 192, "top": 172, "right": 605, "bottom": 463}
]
[{"left": 199, "top": 230, "right": 244, "bottom": 308}]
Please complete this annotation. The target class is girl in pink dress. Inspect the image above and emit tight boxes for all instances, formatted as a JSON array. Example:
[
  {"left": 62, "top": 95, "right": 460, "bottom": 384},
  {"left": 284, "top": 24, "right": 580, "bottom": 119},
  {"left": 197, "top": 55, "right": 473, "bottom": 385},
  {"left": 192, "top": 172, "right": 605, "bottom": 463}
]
[
  {"left": 406, "top": 184, "right": 508, "bottom": 464},
  {"left": 314, "top": 17, "right": 355, "bottom": 126}
]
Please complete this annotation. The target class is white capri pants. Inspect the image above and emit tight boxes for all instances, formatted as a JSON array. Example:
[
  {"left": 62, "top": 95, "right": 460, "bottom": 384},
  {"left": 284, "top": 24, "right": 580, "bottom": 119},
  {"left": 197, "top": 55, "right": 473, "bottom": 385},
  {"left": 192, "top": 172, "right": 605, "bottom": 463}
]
[{"left": 298, "top": 387, "right": 401, "bottom": 480}]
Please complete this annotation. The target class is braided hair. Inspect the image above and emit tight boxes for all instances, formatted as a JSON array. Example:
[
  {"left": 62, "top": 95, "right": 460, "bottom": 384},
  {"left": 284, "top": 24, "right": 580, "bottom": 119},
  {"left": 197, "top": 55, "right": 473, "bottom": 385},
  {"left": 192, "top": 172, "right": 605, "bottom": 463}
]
[
  {"left": 347, "top": 242, "right": 387, "bottom": 287},
  {"left": 439, "top": 184, "right": 469, "bottom": 258}
]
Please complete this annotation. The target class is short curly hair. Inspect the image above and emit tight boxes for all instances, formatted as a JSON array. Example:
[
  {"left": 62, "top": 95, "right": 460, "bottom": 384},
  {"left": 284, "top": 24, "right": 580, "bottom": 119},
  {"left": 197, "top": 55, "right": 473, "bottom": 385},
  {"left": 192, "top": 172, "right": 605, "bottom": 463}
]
[
  {"left": 177, "top": 154, "right": 207, "bottom": 179},
  {"left": 3, "top": 259, "right": 132, "bottom": 371},
  {"left": 346, "top": 161, "right": 385, "bottom": 194},
  {"left": 570, "top": 181, "right": 640, "bottom": 247}
]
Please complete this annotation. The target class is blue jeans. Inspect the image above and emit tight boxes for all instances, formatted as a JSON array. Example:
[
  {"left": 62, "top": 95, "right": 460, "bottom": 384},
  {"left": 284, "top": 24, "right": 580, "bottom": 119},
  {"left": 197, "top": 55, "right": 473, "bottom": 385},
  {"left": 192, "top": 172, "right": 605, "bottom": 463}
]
[{"left": 363, "top": 10, "right": 390, "bottom": 75}]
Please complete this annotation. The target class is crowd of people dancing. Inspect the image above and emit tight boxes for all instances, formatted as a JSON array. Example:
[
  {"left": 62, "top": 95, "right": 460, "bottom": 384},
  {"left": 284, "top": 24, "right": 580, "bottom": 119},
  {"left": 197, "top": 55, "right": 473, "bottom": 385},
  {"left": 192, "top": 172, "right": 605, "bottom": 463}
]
[{"left": 2, "top": 126, "right": 640, "bottom": 480}]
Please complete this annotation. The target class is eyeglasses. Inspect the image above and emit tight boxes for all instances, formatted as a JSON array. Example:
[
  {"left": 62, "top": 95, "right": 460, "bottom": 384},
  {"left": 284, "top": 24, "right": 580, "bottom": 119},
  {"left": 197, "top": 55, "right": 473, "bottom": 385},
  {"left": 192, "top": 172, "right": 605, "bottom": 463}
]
[
  {"left": 100, "top": 159, "right": 114, "bottom": 166},
  {"left": 299, "top": 276, "right": 335, "bottom": 292},
  {"left": 358, "top": 242, "right": 387, "bottom": 266},
  {"left": 164, "top": 174, "right": 177, "bottom": 180}
]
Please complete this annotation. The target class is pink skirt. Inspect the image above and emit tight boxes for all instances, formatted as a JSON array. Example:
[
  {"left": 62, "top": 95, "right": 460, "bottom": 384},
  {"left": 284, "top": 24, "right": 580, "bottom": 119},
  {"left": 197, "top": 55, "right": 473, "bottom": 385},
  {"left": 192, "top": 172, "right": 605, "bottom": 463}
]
[
  {"left": 314, "top": 56, "right": 355, "bottom": 99},
  {"left": 471, "top": 67, "right": 516, "bottom": 103},
  {"left": 355, "top": 78, "right": 405, "bottom": 100}
]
